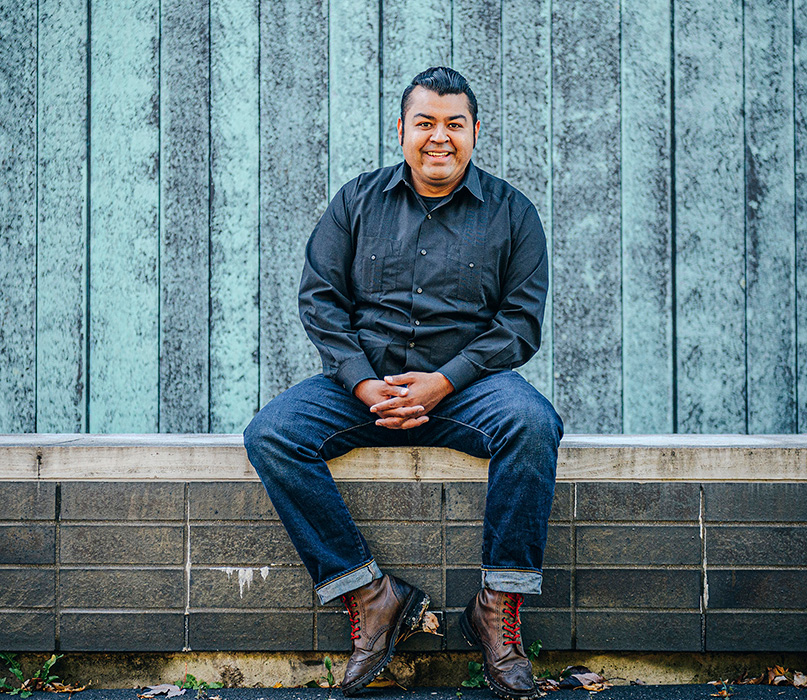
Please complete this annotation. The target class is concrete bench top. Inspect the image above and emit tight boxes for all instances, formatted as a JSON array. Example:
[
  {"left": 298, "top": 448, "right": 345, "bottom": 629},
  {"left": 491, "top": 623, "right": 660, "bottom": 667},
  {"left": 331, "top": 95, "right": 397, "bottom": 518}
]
[{"left": 1, "top": 434, "right": 805, "bottom": 482}]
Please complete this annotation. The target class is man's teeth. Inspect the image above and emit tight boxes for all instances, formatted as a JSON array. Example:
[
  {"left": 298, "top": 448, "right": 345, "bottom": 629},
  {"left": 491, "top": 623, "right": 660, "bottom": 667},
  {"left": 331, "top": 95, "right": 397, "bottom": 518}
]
[{"left": 427, "top": 152, "right": 449, "bottom": 156}]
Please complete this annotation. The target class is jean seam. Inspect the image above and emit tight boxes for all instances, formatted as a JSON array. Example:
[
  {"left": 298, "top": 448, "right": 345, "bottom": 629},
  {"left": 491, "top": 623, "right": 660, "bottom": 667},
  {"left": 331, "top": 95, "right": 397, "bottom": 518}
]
[
  {"left": 430, "top": 415, "right": 495, "bottom": 455},
  {"left": 315, "top": 557, "right": 377, "bottom": 590},
  {"left": 317, "top": 420, "right": 378, "bottom": 453}
]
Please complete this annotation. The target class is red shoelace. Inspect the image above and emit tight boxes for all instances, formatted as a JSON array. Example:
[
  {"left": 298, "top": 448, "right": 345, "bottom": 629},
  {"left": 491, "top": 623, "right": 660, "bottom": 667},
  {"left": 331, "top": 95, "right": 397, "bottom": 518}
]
[
  {"left": 342, "top": 593, "right": 361, "bottom": 640},
  {"left": 502, "top": 592, "right": 524, "bottom": 645}
]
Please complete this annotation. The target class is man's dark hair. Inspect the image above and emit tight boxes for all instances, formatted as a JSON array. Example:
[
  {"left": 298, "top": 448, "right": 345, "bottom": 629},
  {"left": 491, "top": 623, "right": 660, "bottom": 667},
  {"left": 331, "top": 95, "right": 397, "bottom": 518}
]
[{"left": 400, "top": 66, "right": 478, "bottom": 125}]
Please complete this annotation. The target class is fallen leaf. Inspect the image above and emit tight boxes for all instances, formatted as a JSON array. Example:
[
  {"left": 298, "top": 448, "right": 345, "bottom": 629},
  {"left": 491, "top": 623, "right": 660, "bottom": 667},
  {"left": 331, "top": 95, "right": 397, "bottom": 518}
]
[
  {"left": 139, "top": 684, "right": 186, "bottom": 698},
  {"left": 710, "top": 690, "right": 731, "bottom": 698},
  {"left": 793, "top": 672, "right": 807, "bottom": 688},
  {"left": 272, "top": 682, "right": 283, "bottom": 688}
]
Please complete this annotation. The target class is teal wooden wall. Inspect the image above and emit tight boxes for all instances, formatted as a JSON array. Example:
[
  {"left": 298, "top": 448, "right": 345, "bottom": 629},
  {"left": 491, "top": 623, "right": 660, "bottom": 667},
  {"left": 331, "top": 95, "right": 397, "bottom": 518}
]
[{"left": 0, "top": 0, "right": 804, "bottom": 434}]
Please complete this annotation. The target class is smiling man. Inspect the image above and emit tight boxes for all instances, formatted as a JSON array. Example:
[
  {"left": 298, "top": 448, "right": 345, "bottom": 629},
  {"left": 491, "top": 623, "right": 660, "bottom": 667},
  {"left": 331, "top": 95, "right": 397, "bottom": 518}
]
[{"left": 244, "top": 67, "right": 562, "bottom": 699}]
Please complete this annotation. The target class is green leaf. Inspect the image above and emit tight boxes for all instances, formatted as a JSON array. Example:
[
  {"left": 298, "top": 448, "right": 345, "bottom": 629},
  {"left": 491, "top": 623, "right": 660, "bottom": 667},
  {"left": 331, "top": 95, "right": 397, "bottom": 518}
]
[
  {"left": 324, "top": 656, "right": 332, "bottom": 672},
  {"left": 527, "top": 639, "right": 542, "bottom": 661}
]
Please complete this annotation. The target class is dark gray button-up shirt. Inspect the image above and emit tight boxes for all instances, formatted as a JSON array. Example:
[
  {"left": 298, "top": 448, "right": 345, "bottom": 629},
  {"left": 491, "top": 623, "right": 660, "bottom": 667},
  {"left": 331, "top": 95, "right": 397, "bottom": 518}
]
[{"left": 299, "top": 160, "right": 548, "bottom": 394}]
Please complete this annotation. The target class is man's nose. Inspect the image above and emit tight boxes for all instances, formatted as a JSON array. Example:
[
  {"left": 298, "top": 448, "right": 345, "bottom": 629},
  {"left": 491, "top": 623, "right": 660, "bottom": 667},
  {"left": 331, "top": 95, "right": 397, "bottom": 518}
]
[{"left": 430, "top": 125, "right": 449, "bottom": 141}]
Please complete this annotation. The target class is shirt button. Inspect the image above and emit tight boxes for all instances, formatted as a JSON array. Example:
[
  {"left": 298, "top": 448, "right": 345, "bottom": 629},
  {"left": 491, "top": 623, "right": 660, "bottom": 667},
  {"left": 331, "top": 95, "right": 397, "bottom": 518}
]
[
  {"left": 426, "top": 214, "right": 432, "bottom": 219},
  {"left": 408, "top": 341, "right": 415, "bottom": 348},
  {"left": 416, "top": 287, "right": 423, "bottom": 294},
  {"left": 420, "top": 249, "right": 427, "bottom": 255},
  {"left": 414, "top": 320, "right": 420, "bottom": 326},
  {"left": 469, "top": 262, "right": 474, "bottom": 268},
  {"left": 371, "top": 254, "right": 376, "bottom": 260}
]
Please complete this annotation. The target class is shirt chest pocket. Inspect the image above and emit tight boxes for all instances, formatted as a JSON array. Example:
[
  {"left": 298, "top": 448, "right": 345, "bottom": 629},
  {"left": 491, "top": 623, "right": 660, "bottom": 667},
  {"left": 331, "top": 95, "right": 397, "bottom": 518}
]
[
  {"left": 353, "top": 239, "right": 402, "bottom": 294},
  {"left": 452, "top": 244, "right": 485, "bottom": 303}
]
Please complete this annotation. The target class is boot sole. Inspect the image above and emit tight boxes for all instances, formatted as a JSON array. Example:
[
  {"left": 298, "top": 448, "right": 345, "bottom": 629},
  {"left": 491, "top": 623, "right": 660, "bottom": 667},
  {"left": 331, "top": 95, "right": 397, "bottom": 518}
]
[
  {"left": 341, "top": 587, "right": 430, "bottom": 696},
  {"left": 459, "top": 607, "right": 541, "bottom": 700}
]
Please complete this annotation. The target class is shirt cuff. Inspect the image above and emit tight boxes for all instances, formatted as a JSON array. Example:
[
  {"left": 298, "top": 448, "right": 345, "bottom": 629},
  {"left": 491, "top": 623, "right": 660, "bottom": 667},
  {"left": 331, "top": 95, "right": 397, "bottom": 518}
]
[
  {"left": 335, "top": 354, "right": 378, "bottom": 394},
  {"left": 437, "top": 354, "right": 480, "bottom": 394}
]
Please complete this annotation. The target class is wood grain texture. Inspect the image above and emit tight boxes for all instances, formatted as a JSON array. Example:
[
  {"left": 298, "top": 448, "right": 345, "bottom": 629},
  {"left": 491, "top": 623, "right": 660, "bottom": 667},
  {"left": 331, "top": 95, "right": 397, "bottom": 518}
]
[
  {"left": 380, "top": 0, "right": 451, "bottom": 167},
  {"left": 674, "top": 0, "right": 745, "bottom": 432},
  {"left": 210, "top": 0, "right": 260, "bottom": 433},
  {"left": 503, "top": 0, "right": 553, "bottom": 401},
  {"left": 37, "top": 0, "right": 88, "bottom": 432},
  {"left": 745, "top": 0, "right": 796, "bottom": 432},
  {"left": 160, "top": 0, "right": 210, "bottom": 432},
  {"left": 452, "top": 0, "right": 502, "bottom": 175},
  {"left": 1, "top": 434, "right": 800, "bottom": 482},
  {"left": 621, "top": 0, "right": 673, "bottom": 433},
  {"left": 551, "top": 0, "right": 622, "bottom": 432},
  {"left": 259, "top": 0, "right": 327, "bottom": 402},
  {"left": 796, "top": 0, "right": 807, "bottom": 433},
  {"left": 329, "top": 0, "right": 379, "bottom": 195},
  {"left": 0, "top": 1, "right": 37, "bottom": 432},
  {"left": 89, "top": 0, "right": 160, "bottom": 432}
]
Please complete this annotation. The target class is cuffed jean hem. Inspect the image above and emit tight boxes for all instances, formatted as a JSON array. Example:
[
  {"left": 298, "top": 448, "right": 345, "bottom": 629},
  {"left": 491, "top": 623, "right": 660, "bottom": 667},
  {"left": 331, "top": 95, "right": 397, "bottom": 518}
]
[
  {"left": 482, "top": 567, "right": 543, "bottom": 595},
  {"left": 315, "top": 559, "right": 383, "bottom": 604}
]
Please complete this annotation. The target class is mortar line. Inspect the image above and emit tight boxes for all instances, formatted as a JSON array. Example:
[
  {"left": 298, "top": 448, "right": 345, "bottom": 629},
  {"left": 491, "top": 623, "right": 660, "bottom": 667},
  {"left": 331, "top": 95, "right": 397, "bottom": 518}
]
[
  {"left": 54, "top": 482, "right": 61, "bottom": 651},
  {"left": 441, "top": 481, "right": 447, "bottom": 650},
  {"left": 184, "top": 481, "right": 191, "bottom": 650},
  {"left": 699, "top": 484, "right": 707, "bottom": 652},
  {"left": 570, "top": 483, "right": 577, "bottom": 649}
]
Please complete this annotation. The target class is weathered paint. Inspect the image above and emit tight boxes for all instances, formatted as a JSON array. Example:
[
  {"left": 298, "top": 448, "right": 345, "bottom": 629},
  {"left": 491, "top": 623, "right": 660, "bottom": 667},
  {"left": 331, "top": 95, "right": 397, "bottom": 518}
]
[
  {"left": 745, "top": 0, "right": 796, "bottom": 433},
  {"left": 674, "top": 0, "right": 745, "bottom": 433},
  {"left": 0, "top": 1, "right": 37, "bottom": 432},
  {"left": 452, "top": 0, "right": 502, "bottom": 176},
  {"left": 502, "top": 0, "right": 553, "bottom": 400},
  {"left": 796, "top": 0, "right": 807, "bottom": 434},
  {"left": 551, "top": 0, "right": 622, "bottom": 433},
  {"left": 329, "top": 0, "right": 379, "bottom": 196},
  {"left": 209, "top": 0, "right": 260, "bottom": 433},
  {"left": 621, "top": 0, "right": 673, "bottom": 433},
  {"left": 160, "top": 0, "right": 211, "bottom": 432},
  {"left": 2, "top": 0, "right": 805, "bottom": 435},
  {"left": 89, "top": 0, "right": 160, "bottom": 432},
  {"left": 258, "top": 0, "right": 326, "bottom": 402},
  {"left": 380, "top": 0, "right": 451, "bottom": 167},
  {"left": 37, "top": 0, "right": 88, "bottom": 433}
]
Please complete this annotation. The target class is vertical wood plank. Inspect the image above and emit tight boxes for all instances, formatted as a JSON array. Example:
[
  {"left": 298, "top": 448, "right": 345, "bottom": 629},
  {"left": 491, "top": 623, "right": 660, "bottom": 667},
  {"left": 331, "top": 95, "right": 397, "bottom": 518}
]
[
  {"left": 552, "top": 0, "right": 622, "bottom": 432},
  {"left": 674, "top": 0, "right": 745, "bottom": 432},
  {"left": 90, "top": 0, "right": 160, "bottom": 432},
  {"left": 381, "top": 0, "right": 451, "bottom": 166},
  {"left": 453, "top": 0, "right": 501, "bottom": 175},
  {"left": 795, "top": 0, "right": 807, "bottom": 433},
  {"left": 210, "top": 0, "right": 260, "bottom": 433},
  {"left": 160, "top": 0, "right": 210, "bottom": 432},
  {"left": 37, "top": 0, "right": 88, "bottom": 432},
  {"left": 259, "top": 0, "right": 327, "bottom": 402},
  {"left": 621, "top": 0, "right": 674, "bottom": 433},
  {"left": 745, "top": 0, "right": 796, "bottom": 433},
  {"left": 329, "top": 0, "right": 379, "bottom": 195},
  {"left": 0, "top": 2, "right": 37, "bottom": 432},
  {"left": 502, "top": 0, "right": 553, "bottom": 399}
]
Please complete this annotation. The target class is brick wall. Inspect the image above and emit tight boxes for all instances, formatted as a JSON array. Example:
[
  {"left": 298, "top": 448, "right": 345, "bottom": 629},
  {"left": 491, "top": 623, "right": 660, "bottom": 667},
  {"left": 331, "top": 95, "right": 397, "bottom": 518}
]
[{"left": 2, "top": 479, "right": 806, "bottom": 653}]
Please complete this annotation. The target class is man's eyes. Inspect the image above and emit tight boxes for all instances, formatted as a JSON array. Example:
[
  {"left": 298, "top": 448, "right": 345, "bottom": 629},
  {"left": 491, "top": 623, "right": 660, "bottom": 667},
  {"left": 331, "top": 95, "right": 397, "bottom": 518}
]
[{"left": 416, "top": 122, "right": 464, "bottom": 129}]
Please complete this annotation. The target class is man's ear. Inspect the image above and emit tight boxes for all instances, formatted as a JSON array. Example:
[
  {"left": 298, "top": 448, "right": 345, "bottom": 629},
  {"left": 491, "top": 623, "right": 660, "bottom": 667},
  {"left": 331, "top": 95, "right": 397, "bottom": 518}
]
[
  {"left": 473, "top": 120, "right": 480, "bottom": 147},
  {"left": 397, "top": 117, "right": 403, "bottom": 146}
]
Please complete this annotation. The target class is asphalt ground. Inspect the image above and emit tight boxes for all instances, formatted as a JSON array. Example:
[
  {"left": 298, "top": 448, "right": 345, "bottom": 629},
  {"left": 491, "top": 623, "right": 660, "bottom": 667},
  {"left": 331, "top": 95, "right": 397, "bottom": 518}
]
[{"left": 24, "top": 686, "right": 805, "bottom": 700}]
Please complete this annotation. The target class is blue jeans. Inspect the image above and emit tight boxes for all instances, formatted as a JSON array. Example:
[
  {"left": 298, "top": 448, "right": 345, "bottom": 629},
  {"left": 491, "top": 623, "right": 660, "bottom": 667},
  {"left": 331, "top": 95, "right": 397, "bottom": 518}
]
[{"left": 243, "top": 370, "right": 563, "bottom": 604}]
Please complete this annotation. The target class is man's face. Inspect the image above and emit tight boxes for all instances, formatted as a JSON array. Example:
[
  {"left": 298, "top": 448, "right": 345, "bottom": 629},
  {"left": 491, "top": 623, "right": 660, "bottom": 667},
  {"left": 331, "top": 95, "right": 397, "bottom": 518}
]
[{"left": 397, "top": 86, "right": 480, "bottom": 197}]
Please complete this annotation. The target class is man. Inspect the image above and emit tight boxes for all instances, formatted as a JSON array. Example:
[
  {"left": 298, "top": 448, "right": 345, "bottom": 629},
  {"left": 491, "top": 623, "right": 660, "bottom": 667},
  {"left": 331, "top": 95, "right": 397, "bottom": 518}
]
[{"left": 244, "top": 67, "right": 563, "bottom": 699}]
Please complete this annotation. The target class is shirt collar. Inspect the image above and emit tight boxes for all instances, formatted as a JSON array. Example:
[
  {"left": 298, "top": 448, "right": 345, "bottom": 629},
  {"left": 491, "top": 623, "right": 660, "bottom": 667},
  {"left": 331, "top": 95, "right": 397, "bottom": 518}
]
[{"left": 383, "top": 160, "right": 485, "bottom": 202}]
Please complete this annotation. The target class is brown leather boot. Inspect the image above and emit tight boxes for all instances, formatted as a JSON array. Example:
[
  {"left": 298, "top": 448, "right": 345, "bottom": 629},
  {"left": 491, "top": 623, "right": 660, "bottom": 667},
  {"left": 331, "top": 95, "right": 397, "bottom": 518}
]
[
  {"left": 460, "top": 588, "right": 538, "bottom": 699},
  {"left": 340, "top": 574, "right": 430, "bottom": 695}
]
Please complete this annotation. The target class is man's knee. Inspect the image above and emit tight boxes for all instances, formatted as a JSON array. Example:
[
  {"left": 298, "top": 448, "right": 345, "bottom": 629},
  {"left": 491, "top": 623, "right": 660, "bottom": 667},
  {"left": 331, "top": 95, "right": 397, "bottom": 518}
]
[{"left": 507, "top": 388, "right": 563, "bottom": 447}]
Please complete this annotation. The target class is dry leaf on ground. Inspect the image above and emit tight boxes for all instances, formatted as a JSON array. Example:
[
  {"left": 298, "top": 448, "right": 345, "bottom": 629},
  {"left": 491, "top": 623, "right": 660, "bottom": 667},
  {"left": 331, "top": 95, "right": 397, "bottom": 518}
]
[{"left": 138, "top": 684, "right": 186, "bottom": 698}]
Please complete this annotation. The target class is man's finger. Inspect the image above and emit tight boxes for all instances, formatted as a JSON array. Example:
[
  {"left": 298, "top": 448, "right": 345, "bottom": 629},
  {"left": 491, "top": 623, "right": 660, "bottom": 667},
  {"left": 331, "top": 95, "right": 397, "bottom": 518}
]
[
  {"left": 372, "top": 405, "right": 424, "bottom": 418},
  {"left": 370, "top": 397, "right": 420, "bottom": 413},
  {"left": 384, "top": 373, "right": 415, "bottom": 386},
  {"left": 375, "top": 415, "right": 428, "bottom": 429}
]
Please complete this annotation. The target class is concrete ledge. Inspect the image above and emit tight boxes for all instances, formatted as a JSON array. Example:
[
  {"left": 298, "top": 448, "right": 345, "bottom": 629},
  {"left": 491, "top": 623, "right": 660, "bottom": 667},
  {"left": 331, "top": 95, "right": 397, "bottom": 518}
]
[{"left": 1, "top": 434, "right": 805, "bottom": 481}]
